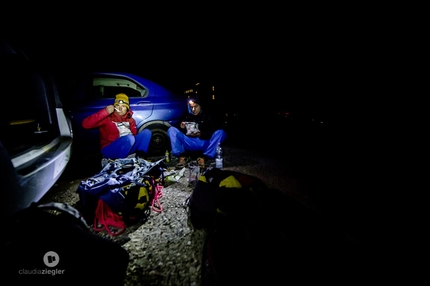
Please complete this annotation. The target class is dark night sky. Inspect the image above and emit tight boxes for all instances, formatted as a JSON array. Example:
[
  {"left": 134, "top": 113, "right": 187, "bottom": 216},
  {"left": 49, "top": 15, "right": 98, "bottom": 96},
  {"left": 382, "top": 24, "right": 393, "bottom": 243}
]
[{"left": 2, "top": 5, "right": 378, "bottom": 122}]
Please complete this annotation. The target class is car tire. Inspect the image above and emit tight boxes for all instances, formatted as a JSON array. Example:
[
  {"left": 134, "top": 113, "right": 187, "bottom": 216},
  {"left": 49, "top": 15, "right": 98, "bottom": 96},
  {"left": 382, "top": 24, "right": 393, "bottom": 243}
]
[{"left": 144, "top": 124, "right": 170, "bottom": 156}]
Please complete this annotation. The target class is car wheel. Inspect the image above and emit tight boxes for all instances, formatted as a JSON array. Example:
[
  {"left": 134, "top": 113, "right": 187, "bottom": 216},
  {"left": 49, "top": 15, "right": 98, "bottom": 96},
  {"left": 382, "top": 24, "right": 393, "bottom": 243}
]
[{"left": 144, "top": 124, "right": 170, "bottom": 156}]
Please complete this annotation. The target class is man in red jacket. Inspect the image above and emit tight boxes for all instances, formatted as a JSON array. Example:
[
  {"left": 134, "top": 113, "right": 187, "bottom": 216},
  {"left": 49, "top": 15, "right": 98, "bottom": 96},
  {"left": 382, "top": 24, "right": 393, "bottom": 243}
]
[{"left": 82, "top": 93, "right": 152, "bottom": 159}]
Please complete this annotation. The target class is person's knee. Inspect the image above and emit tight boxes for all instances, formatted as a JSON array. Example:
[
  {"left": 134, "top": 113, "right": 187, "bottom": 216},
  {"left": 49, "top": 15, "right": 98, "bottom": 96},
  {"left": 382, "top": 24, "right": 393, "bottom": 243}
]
[
  {"left": 167, "top": 126, "right": 179, "bottom": 136},
  {"left": 213, "top": 129, "right": 227, "bottom": 140},
  {"left": 140, "top": 129, "right": 152, "bottom": 136},
  {"left": 135, "top": 129, "right": 152, "bottom": 142},
  {"left": 126, "top": 134, "right": 136, "bottom": 145}
]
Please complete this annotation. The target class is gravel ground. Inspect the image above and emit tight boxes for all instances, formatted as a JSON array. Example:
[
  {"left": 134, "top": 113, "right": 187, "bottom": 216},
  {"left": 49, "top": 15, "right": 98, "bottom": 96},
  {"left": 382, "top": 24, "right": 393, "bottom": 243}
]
[
  {"left": 39, "top": 144, "right": 309, "bottom": 286},
  {"left": 38, "top": 125, "right": 371, "bottom": 285}
]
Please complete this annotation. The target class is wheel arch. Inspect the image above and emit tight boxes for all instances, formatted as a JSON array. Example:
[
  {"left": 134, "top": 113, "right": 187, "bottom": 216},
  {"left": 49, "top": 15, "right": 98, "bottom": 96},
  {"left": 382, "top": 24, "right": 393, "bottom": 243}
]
[{"left": 138, "top": 120, "right": 172, "bottom": 155}]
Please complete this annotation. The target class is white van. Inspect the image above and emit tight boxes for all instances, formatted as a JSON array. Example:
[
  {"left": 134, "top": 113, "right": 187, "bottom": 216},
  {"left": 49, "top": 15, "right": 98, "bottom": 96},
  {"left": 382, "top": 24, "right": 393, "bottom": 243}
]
[{"left": 0, "top": 37, "right": 73, "bottom": 216}]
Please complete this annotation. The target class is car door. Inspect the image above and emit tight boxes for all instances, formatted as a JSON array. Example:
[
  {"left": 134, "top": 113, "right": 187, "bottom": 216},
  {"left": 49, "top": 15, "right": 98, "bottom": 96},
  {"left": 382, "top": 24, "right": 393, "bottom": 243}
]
[
  {"left": 0, "top": 37, "right": 73, "bottom": 216},
  {"left": 66, "top": 73, "right": 154, "bottom": 152}
]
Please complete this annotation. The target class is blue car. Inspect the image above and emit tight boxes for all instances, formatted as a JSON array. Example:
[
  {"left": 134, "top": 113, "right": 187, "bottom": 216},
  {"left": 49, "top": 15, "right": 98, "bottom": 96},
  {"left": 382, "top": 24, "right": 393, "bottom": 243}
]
[{"left": 62, "top": 72, "right": 187, "bottom": 156}]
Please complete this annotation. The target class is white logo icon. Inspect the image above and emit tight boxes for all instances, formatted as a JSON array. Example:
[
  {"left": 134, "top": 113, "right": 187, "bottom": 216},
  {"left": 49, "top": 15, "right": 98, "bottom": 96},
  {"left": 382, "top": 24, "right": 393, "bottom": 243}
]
[{"left": 43, "top": 251, "right": 60, "bottom": 267}]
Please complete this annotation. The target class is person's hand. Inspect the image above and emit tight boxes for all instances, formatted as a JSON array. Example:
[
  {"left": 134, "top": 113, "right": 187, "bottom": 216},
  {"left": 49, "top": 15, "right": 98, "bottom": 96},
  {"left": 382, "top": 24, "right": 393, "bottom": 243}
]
[
  {"left": 189, "top": 131, "right": 201, "bottom": 137},
  {"left": 180, "top": 122, "right": 186, "bottom": 129},
  {"left": 106, "top": 105, "right": 115, "bottom": 114}
]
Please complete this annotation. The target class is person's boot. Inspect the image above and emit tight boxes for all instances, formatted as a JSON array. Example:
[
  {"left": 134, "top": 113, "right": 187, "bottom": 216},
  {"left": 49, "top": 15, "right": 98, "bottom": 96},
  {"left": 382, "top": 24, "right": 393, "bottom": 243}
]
[
  {"left": 176, "top": 156, "right": 187, "bottom": 169},
  {"left": 197, "top": 157, "right": 205, "bottom": 169}
]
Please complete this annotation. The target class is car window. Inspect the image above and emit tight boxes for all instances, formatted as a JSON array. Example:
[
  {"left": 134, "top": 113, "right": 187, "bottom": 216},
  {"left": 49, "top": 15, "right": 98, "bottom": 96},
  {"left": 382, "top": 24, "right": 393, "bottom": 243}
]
[{"left": 91, "top": 76, "right": 146, "bottom": 99}]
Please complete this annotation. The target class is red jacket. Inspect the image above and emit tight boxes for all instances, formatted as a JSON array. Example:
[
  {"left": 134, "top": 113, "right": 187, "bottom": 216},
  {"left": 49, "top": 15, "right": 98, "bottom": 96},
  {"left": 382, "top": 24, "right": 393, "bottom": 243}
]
[{"left": 82, "top": 108, "right": 137, "bottom": 149}]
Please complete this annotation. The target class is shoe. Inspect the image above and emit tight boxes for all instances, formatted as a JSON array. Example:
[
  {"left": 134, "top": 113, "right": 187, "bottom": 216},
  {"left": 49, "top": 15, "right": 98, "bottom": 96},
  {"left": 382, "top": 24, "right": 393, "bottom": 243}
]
[
  {"left": 176, "top": 156, "right": 187, "bottom": 169},
  {"left": 197, "top": 157, "right": 205, "bottom": 168}
]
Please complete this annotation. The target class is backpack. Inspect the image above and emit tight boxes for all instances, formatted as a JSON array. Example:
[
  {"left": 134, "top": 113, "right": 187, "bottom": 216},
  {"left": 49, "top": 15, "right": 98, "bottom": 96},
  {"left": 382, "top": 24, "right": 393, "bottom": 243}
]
[
  {"left": 186, "top": 168, "right": 273, "bottom": 284},
  {"left": 186, "top": 168, "right": 267, "bottom": 230},
  {"left": 117, "top": 175, "right": 158, "bottom": 224},
  {"left": 191, "top": 169, "right": 358, "bottom": 285},
  {"left": 77, "top": 157, "right": 166, "bottom": 226}
]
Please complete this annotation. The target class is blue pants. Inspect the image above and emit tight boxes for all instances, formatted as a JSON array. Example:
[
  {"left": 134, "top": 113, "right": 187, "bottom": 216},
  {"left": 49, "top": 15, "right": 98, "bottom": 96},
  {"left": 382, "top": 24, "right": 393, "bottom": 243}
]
[
  {"left": 167, "top": 127, "right": 227, "bottom": 158},
  {"left": 101, "top": 129, "right": 152, "bottom": 159}
]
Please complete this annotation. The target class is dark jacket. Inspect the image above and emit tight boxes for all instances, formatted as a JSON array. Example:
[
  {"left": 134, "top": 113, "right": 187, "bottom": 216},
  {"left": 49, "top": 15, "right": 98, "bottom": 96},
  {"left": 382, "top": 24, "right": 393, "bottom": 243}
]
[{"left": 182, "top": 110, "right": 217, "bottom": 140}]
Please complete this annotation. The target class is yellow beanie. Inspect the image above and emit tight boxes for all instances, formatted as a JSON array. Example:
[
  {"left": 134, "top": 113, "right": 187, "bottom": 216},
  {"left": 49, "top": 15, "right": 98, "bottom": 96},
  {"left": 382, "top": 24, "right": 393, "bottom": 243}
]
[{"left": 114, "top": 93, "right": 130, "bottom": 110}]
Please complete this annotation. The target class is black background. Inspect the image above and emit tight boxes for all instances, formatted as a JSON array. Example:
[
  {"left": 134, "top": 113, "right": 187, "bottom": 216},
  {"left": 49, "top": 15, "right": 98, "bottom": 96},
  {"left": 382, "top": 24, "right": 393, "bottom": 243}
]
[{"left": 1, "top": 4, "right": 376, "bottom": 119}]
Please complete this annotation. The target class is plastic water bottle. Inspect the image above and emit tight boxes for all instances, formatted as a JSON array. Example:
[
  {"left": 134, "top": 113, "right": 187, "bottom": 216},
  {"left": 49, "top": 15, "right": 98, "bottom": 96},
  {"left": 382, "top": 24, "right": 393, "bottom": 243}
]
[
  {"left": 215, "top": 143, "right": 223, "bottom": 169},
  {"left": 165, "top": 150, "right": 170, "bottom": 163}
]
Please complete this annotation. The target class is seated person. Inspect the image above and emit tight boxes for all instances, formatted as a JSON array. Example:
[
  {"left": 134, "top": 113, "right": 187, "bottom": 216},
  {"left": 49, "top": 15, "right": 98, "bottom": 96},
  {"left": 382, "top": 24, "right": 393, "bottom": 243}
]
[
  {"left": 167, "top": 95, "right": 227, "bottom": 168},
  {"left": 82, "top": 93, "right": 152, "bottom": 160}
]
